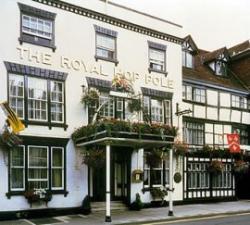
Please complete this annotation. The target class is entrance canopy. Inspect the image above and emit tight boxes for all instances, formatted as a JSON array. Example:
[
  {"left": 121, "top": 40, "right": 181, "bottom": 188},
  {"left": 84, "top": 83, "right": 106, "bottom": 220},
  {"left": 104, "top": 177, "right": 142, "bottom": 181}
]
[{"left": 72, "top": 119, "right": 176, "bottom": 149}]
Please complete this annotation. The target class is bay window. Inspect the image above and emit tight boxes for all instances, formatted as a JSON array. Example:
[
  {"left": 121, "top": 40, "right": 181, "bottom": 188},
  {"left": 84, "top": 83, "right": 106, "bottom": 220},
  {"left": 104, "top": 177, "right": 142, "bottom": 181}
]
[{"left": 8, "top": 73, "right": 66, "bottom": 128}]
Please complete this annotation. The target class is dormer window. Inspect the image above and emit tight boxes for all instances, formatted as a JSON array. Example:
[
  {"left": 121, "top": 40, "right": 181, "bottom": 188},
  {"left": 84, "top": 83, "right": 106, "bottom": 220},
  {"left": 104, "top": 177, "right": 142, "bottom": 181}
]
[
  {"left": 215, "top": 60, "right": 227, "bottom": 76},
  {"left": 208, "top": 52, "right": 228, "bottom": 76},
  {"left": 182, "top": 41, "right": 194, "bottom": 68}
]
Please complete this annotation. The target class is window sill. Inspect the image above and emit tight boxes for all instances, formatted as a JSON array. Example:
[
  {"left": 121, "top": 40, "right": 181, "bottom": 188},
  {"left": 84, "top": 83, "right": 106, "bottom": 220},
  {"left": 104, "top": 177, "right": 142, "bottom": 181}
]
[
  {"left": 148, "top": 68, "right": 168, "bottom": 76},
  {"left": 6, "top": 190, "right": 68, "bottom": 199},
  {"left": 231, "top": 107, "right": 250, "bottom": 112},
  {"left": 19, "top": 35, "right": 56, "bottom": 51},
  {"left": 183, "top": 99, "right": 206, "bottom": 106},
  {"left": 95, "top": 55, "right": 119, "bottom": 65},
  {"left": 23, "top": 120, "right": 68, "bottom": 130}
]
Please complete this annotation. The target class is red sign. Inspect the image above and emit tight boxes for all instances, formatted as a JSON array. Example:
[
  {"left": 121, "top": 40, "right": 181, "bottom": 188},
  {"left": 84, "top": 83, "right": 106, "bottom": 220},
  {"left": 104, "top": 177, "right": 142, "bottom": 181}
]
[{"left": 227, "top": 134, "right": 240, "bottom": 153}]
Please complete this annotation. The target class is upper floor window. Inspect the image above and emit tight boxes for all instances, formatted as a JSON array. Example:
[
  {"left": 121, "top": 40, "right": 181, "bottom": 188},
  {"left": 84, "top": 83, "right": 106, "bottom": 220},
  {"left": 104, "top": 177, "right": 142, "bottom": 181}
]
[
  {"left": 232, "top": 127, "right": 249, "bottom": 145},
  {"left": 148, "top": 41, "right": 166, "bottom": 74},
  {"left": 6, "top": 62, "right": 67, "bottom": 129},
  {"left": 143, "top": 96, "right": 171, "bottom": 125},
  {"left": 94, "top": 25, "right": 118, "bottom": 63},
  {"left": 231, "top": 95, "right": 249, "bottom": 109},
  {"left": 9, "top": 74, "right": 64, "bottom": 125},
  {"left": 184, "top": 121, "right": 204, "bottom": 145},
  {"left": 18, "top": 3, "right": 56, "bottom": 50},
  {"left": 183, "top": 85, "right": 206, "bottom": 103},
  {"left": 215, "top": 61, "right": 227, "bottom": 76},
  {"left": 182, "top": 41, "right": 194, "bottom": 68}
]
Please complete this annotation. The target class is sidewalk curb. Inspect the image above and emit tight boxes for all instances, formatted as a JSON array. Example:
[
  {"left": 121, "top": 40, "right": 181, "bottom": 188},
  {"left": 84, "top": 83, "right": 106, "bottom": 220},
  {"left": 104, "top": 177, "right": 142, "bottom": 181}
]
[{"left": 116, "top": 210, "right": 250, "bottom": 225}]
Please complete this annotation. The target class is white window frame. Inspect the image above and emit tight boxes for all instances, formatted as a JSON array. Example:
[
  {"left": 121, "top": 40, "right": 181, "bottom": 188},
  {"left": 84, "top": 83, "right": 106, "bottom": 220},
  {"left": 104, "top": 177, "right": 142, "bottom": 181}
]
[
  {"left": 27, "top": 77, "right": 48, "bottom": 122},
  {"left": 22, "top": 14, "right": 53, "bottom": 40},
  {"left": 149, "top": 47, "right": 165, "bottom": 72},
  {"left": 50, "top": 81, "right": 64, "bottom": 123},
  {"left": 28, "top": 145, "right": 49, "bottom": 190},
  {"left": 10, "top": 145, "right": 25, "bottom": 191},
  {"left": 96, "top": 33, "right": 116, "bottom": 60},
  {"left": 9, "top": 74, "right": 25, "bottom": 119},
  {"left": 51, "top": 147, "right": 64, "bottom": 190}
]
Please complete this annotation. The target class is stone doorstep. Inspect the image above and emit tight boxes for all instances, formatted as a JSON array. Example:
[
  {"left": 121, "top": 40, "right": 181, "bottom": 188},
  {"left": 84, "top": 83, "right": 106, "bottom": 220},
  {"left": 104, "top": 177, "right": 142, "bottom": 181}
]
[{"left": 91, "top": 201, "right": 128, "bottom": 212}]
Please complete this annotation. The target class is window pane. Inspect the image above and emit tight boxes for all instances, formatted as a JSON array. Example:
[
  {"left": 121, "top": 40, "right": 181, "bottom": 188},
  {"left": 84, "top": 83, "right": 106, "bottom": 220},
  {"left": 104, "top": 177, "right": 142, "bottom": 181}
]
[
  {"left": 9, "top": 74, "right": 24, "bottom": 118},
  {"left": 51, "top": 81, "right": 64, "bottom": 122},
  {"left": 11, "top": 146, "right": 25, "bottom": 190},
  {"left": 52, "top": 169, "right": 63, "bottom": 188},
  {"left": 28, "top": 77, "right": 47, "bottom": 121},
  {"left": 96, "top": 34, "right": 115, "bottom": 59},
  {"left": 29, "top": 146, "right": 48, "bottom": 167},
  {"left": 52, "top": 148, "right": 63, "bottom": 167},
  {"left": 151, "top": 99, "right": 163, "bottom": 123},
  {"left": 149, "top": 48, "right": 165, "bottom": 71}
]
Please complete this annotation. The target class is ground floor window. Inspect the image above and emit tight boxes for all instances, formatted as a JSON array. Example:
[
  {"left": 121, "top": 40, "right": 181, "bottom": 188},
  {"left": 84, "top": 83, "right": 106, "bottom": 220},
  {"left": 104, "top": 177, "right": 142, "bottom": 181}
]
[
  {"left": 9, "top": 142, "right": 65, "bottom": 193},
  {"left": 143, "top": 152, "right": 169, "bottom": 187},
  {"left": 212, "top": 164, "right": 232, "bottom": 188},
  {"left": 187, "top": 162, "right": 210, "bottom": 189}
]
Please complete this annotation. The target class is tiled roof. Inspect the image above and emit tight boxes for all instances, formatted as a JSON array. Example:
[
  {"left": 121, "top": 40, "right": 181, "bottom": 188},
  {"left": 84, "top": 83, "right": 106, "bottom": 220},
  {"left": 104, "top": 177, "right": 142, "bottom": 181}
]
[
  {"left": 228, "top": 40, "right": 250, "bottom": 57},
  {"left": 202, "top": 47, "right": 228, "bottom": 63}
]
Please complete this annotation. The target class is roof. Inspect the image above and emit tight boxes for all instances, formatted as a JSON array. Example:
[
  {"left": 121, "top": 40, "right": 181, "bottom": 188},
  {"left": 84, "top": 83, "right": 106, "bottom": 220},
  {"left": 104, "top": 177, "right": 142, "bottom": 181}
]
[
  {"left": 228, "top": 40, "right": 250, "bottom": 57},
  {"left": 202, "top": 47, "right": 228, "bottom": 63}
]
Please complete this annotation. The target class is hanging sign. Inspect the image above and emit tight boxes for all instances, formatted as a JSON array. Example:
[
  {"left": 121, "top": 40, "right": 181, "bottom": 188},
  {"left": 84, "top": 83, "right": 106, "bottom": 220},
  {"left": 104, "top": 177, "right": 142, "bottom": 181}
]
[{"left": 227, "top": 134, "right": 240, "bottom": 153}]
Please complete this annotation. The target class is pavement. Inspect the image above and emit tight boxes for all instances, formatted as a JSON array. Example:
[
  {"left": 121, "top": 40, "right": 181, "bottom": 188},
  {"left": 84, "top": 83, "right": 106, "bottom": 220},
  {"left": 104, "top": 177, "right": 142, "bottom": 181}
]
[{"left": 2, "top": 200, "right": 250, "bottom": 225}]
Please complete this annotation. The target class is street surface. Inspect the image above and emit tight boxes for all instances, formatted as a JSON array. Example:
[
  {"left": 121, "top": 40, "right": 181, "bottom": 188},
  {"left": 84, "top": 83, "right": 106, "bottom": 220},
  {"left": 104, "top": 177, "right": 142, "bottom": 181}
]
[{"left": 140, "top": 212, "right": 250, "bottom": 225}]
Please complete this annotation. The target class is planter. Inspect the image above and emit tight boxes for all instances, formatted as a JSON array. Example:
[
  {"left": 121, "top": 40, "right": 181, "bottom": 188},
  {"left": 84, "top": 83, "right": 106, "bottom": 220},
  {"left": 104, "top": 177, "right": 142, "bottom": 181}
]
[
  {"left": 150, "top": 187, "right": 167, "bottom": 202},
  {"left": 24, "top": 189, "right": 52, "bottom": 207}
]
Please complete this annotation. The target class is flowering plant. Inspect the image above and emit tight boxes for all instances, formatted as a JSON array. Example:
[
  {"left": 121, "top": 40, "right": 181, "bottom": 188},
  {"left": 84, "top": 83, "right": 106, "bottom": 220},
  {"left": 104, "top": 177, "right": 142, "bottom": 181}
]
[
  {"left": 24, "top": 189, "right": 52, "bottom": 205},
  {"left": 112, "top": 75, "right": 133, "bottom": 92},
  {"left": 234, "top": 160, "right": 248, "bottom": 173},
  {"left": 209, "top": 160, "right": 224, "bottom": 174},
  {"left": 174, "top": 141, "right": 188, "bottom": 156},
  {"left": 81, "top": 87, "right": 100, "bottom": 106}
]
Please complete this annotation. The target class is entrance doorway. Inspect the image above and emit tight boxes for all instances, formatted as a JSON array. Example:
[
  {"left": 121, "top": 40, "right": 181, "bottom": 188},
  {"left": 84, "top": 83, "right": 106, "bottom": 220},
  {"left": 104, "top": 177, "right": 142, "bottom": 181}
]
[{"left": 90, "top": 147, "right": 131, "bottom": 202}]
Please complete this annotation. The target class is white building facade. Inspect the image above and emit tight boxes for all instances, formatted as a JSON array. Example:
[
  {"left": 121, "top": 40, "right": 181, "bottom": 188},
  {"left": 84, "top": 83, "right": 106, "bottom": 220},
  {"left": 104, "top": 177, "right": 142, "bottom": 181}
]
[{"left": 0, "top": 0, "right": 185, "bottom": 219}]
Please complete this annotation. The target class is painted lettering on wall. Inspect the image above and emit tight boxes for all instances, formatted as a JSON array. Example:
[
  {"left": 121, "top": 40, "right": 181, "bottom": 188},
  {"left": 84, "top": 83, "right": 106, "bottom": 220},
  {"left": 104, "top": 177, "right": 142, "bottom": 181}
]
[{"left": 17, "top": 46, "right": 174, "bottom": 89}]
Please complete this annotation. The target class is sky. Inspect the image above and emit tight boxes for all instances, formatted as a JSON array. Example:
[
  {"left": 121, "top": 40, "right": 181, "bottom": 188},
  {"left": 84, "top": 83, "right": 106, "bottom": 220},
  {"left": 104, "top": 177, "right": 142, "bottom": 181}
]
[{"left": 111, "top": 0, "right": 250, "bottom": 51}]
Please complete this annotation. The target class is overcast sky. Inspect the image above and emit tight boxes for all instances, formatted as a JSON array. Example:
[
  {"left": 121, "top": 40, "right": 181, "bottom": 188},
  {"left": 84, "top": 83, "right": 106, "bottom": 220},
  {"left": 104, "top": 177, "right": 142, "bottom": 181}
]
[{"left": 111, "top": 0, "right": 250, "bottom": 51}]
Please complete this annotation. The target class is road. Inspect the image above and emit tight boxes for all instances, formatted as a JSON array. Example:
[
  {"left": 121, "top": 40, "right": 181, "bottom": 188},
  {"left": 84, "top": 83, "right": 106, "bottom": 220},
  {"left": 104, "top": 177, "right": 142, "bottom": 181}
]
[{"left": 139, "top": 212, "right": 250, "bottom": 225}]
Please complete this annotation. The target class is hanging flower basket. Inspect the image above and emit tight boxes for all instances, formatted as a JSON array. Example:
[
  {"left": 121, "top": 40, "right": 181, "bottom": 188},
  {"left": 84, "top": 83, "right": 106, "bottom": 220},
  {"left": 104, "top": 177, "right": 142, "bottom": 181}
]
[
  {"left": 83, "top": 148, "right": 105, "bottom": 168},
  {"left": 174, "top": 141, "right": 188, "bottom": 156},
  {"left": 146, "top": 149, "right": 163, "bottom": 168},
  {"left": 209, "top": 160, "right": 224, "bottom": 174},
  {"left": 112, "top": 75, "right": 134, "bottom": 93},
  {"left": 128, "top": 98, "right": 143, "bottom": 113},
  {"left": 234, "top": 160, "right": 249, "bottom": 173},
  {"left": 81, "top": 87, "right": 100, "bottom": 106}
]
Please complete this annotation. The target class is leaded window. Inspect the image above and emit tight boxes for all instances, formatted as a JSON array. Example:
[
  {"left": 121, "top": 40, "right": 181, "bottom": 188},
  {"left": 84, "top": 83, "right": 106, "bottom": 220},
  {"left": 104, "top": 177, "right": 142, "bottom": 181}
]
[
  {"left": 212, "top": 164, "right": 232, "bottom": 188},
  {"left": 232, "top": 127, "right": 249, "bottom": 145},
  {"left": 187, "top": 163, "right": 210, "bottom": 189},
  {"left": 184, "top": 122, "right": 204, "bottom": 145},
  {"left": 232, "top": 95, "right": 249, "bottom": 109},
  {"left": 183, "top": 85, "right": 206, "bottom": 103}
]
